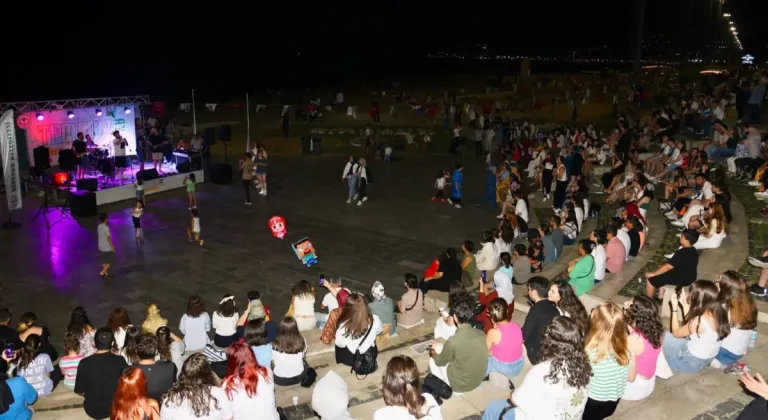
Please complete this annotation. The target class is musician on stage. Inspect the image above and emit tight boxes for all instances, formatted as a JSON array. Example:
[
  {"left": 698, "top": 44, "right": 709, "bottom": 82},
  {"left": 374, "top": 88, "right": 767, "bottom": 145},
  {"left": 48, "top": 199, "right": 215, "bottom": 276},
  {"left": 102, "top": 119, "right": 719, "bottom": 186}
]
[
  {"left": 85, "top": 134, "right": 97, "bottom": 148},
  {"left": 112, "top": 130, "right": 129, "bottom": 179},
  {"left": 148, "top": 127, "right": 166, "bottom": 176},
  {"left": 72, "top": 132, "right": 87, "bottom": 179}
]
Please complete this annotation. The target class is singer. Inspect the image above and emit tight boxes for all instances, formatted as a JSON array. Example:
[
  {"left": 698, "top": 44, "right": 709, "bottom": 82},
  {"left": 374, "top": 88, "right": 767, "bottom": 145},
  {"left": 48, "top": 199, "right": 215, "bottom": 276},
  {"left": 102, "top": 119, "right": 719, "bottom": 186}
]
[{"left": 112, "top": 130, "right": 129, "bottom": 179}]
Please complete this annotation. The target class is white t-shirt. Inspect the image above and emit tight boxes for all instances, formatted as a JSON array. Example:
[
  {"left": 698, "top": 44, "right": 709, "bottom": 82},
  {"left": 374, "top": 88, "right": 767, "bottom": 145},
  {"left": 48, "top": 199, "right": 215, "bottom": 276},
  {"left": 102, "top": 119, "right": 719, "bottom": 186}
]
[
  {"left": 512, "top": 360, "right": 588, "bottom": 420},
  {"left": 385, "top": 147, "right": 392, "bottom": 156},
  {"left": 321, "top": 288, "right": 349, "bottom": 312},
  {"left": 452, "top": 127, "right": 461, "bottom": 137},
  {"left": 192, "top": 217, "right": 201, "bottom": 233},
  {"left": 435, "top": 177, "right": 446, "bottom": 189},
  {"left": 515, "top": 199, "right": 529, "bottom": 223},
  {"left": 592, "top": 244, "right": 607, "bottom": 281},
  {"left": 212, "top": 312, "right": 239, "bottom": 336},
  {"left": 722, "top": 310, "right": 754, "bottom": 356},
  {"left": 272, "top": 338, "right": 306, "bottom": 378},
  {"left": 700, "top": 181, "right": 714, "bottom": 200},
  {"left": 222, "top": 373, "right": 279, "bottom": 420},
  {"left": 373, "top": 393, "right": 442, "bottom": 420},
  {"left": 113, "top": 137, "right": 126, "bottom": 156},
  {"left": 714, "top": 106, "right": 725, "bottom": 120},
  {"left": 617, "top": 229, "right": 631, "bottom": 260},
  {"left": 335, "top": 315, "right": 382, "bottom": 354},
  {"left": 160, "top": 386, "right": 233, "bottom": 420},
  {"left": 574, "top": 207, "right": 584, "bottom": 233}
]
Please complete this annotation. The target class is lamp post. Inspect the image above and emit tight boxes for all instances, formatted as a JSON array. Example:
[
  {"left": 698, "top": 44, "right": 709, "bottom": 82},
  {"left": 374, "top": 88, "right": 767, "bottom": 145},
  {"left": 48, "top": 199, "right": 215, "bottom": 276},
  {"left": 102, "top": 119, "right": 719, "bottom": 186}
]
[{"left": 631, "top": 0, "right": 647, "bottom": 85}]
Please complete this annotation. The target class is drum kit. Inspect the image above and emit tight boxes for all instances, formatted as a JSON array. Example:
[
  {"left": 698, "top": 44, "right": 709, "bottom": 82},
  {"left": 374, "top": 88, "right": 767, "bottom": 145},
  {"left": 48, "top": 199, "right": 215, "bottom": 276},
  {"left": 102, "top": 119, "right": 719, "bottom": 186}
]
[{"left": 79, "top": 145, "right": 118, "bottom": 181}]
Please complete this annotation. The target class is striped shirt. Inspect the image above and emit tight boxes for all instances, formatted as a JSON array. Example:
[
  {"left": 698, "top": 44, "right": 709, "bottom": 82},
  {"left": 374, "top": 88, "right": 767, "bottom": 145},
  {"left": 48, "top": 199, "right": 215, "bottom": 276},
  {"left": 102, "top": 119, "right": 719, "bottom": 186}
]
[
  {"left": 60, "top": 354, "right": 85, "bottom": 388},
  {"left": 588, "top": 352, "right": 630, "bottom": 401}
]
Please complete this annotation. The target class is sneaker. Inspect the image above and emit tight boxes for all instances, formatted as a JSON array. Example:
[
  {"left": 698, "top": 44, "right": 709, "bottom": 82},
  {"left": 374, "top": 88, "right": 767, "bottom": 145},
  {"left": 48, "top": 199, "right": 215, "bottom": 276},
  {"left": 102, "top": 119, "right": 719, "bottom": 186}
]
[
  {"left": 362, "top": 196, "right": 368, "bottom": 202},
  {"left": 748, "top": 256, "right": 768, "bottom": 268},
  {"left": 447, "top": 199, "right": 453, "bottom": 205},
  {"left": 455, "top": 204, "right": 462, "bottom": 209},
  {"left": 748, "top": 181, "right": 762, "bottom": 187},
  {"left": 244, "top": 201, "right": 252, "bottom": 205},
  {"left": 761, "top": 208, "right": 768, "bottom": 217},
  {"left": 750, "top": 284, "right": 768, "bottom": 297},
  {"left": 347, "top": 198, "right": 352, "bottom": 204},
  {"left": 440, "top": 199, "right": 446, "bottom": 203},
  {"left": 353, "top": 194, "right": 358, "bottom": 200},
  {"left": 724, "top": 363, "right": 748, "bottom": 375},
  {"left": 357, "top": 201, "right": 363, "bottom": 206},
  {"left": 199, "top": 240, "right": 204, "bottom": 247},
  {"left": 671, "top": 220, "right": 684, "bottom": 227},
  {"left": 756, "top": 192, "right": 768, "bottom": 200},
  {"left": 431, "top": 197, "right": 436, "bottom": 202}
]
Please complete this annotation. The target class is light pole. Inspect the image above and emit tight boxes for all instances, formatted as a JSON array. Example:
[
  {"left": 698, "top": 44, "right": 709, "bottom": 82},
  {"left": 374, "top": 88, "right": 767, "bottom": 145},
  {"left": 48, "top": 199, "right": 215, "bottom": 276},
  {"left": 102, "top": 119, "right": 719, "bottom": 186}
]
[{"left": 631, "top": 0, "right": 647, "bottom": 85}]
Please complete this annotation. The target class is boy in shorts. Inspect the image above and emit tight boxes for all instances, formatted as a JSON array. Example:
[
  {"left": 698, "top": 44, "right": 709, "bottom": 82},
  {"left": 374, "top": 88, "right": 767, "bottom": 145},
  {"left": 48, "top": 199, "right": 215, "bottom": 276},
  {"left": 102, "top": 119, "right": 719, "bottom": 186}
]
[
  {"left": 97, "top": 213, "right": 115, "bottom": 278},
  {"left": 186, "top": 209, "right": 203, "bottom": 246}
]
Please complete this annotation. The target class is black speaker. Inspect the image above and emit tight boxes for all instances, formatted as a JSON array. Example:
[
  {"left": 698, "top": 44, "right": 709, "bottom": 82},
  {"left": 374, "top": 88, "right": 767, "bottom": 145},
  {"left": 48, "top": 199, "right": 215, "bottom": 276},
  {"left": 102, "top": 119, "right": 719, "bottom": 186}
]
[
  {"left": 177, "top": 161, "right": 191, "bottom": 173},
  {"left": 218, "top": 124, "right": 232, "bottom": 142},
  {"left": 69, "top": 190, "right": 98, "bottom": 218},
  {"left": 58, "top": 149, "right": 75, "bottom": 171},
  {"left": 210, "top": 163, "right": 232, "bottom": 185},
  {"left": 203, "top": 127, "right": 216, "bottom": 146},
  {"left": 34, "top": 146, "right": 50, "bottom": 170},
  {"left": 76, "top": 178, "right": 98, "bottom": 191},
  {"left": 136, "top": 168, "right": 159, "bottom": 181}
]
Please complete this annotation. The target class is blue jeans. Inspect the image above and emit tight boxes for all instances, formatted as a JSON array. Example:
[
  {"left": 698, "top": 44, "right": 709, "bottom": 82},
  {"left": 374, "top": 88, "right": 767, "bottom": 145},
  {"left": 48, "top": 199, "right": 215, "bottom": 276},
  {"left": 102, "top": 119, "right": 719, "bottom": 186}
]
[
  {"left": 662, "top": 332, "right": 712, "bottom": 374},
  {"left": 483, "top": 399, "right": 516, "bottom": 420},
  {"left": 479, "top": 188, "right": 497, "bottom": 207},
  {"left": 347, "top": 176, "right": 358, "bottom": 198},
  {"left": 487, "top": 356, "right": 524, "bottom": 378},
  {"left": 714, "top": 347, "right": 743, "bottom": 365},
  {"left": 708, "top": 147, "right": 735, "bottom": 163}
]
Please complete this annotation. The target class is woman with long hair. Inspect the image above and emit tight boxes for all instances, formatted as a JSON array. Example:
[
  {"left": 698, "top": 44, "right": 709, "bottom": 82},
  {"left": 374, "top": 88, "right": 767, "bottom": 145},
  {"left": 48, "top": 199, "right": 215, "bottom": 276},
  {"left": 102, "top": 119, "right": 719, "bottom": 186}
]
[
  {"left": 221, "top": 341, "right": 278, "bottom": 419},
  {"left": 107, "top": 307, "right": 132, "bottom": 351},
  {"left": 179, "top": 295, "right": 211, "bottom": 352},
  {"left": 622, "top": 295, "right": 664, "bottom": 401},
  {"left": 482, "top": 317, "right": 592, "bottom": 420},
  {"left": 692, "top": 202, "right": 728, "bottom": 250},
  {"left": 141, "top": 303, "right": 168, "bottom": 334},
  {"left": 567, "top": 240, "right": 596, "bottom": 296},
  {"left": 374, "top": 355, "right": 442, "bottom": 420},
  {"left": 485, "top": 299, "right": 524, "bottom": 381},
  {"left": 120, "top": 326, "right": 141, "bottom": 364},
  {"left": 161, "top": 353, "right": 230, "bottom": 419},
  {"left": 335, "top": 293, "right": 382, "bottom": 369},
  {"left": 548, "top": 280, "right": 589, "bottom": 334},
  {"left": 665, "top": 280, "right": 730, "bottom": 373},
  {"left": 713, "top": 271, "right": 758, "bottom": 372},
  {"left": 582, "top": 302, "right": 641, "bottom": 420},
  {"left": 553, "top": 155, "right": 568, "bottom": 210},
  {"left": 110, "top": 368, "right": 159, "bottom": 420},
  {"left": 212, "top": 295, "right": 239, "bottom": 348},
  {"left": 14, "top": 334, "right": 57, "bottom": 397},
  {"left": 17, "top": 312, "right": 58, "bottom": 363},
  {"left": 272, "top": 317, "right": 308, "bottom": 386},
  {"left": 67, "top": 306, "right": 96, "bottom": 357},
  {"left": 286, "top": 280, "right": 316, "bottom": 332},
  {"left": 156, "top": 326, "right": 185, "bottom": 375}
]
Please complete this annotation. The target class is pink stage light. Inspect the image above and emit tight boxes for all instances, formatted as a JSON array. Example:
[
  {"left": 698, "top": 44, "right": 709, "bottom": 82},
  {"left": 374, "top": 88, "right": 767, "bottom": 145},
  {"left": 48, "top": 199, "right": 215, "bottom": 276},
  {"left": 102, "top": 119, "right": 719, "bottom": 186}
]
[{"left": 36, "top": 113, "right": 44, "bottom": 121}]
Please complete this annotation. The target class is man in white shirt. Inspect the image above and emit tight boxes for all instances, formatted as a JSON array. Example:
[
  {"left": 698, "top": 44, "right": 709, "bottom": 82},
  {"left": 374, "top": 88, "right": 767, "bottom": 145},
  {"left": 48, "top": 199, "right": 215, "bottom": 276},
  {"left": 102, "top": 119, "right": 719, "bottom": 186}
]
[
  {"left": 514, "top": 192, "right": 529, "bottom": 223},
  {"left": 112, "top": 131, "right": 128, "bottom": 179},
  {"left": 316, "top": 277, "right": 349, "bottom": 325}
]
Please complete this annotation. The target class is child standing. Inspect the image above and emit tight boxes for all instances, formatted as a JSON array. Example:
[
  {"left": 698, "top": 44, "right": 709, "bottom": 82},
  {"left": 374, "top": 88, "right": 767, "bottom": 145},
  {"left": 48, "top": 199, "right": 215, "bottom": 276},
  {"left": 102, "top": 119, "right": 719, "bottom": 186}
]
[
  {"left": 185, "top": 173, "right": 197, "bottom": 209},
  {"left": 131, "top": 200, "right": 144, "bottom": 243},
  {"left": 60, "top": 331, "right": 85, "bottom": 390},
  {"left": 432, "top": 170, "right": 447, "bottom": 203},
  {"left": 384, "top": 145, "right": 393, "bottom": 163},
  {"left": 186, "top": 209, "right": 203, "bottom": 246},
  {"left": 135, "top": 176, "right": 146, "bottom": 206}
]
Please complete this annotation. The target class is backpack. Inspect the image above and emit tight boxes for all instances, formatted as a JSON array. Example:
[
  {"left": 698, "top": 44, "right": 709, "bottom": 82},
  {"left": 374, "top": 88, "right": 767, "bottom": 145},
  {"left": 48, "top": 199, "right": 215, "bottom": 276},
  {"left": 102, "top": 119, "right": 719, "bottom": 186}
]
[{"left": 351, "top": 322, "right": 378, "bottom": 379}]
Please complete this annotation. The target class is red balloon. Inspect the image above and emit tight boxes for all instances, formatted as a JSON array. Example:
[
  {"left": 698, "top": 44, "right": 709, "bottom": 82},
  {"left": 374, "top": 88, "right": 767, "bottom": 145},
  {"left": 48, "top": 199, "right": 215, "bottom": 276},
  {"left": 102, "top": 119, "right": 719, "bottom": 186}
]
[{"left": 268, "top": 216, "right": 286, "bottom": 239}]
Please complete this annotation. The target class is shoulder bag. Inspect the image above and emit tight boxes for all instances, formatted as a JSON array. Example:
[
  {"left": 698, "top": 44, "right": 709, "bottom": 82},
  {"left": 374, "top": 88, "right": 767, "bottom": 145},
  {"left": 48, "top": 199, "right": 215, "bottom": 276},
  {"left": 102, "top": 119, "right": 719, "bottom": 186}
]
[{"left": 351, "top": 320, "right": 378, "bottom": 379}]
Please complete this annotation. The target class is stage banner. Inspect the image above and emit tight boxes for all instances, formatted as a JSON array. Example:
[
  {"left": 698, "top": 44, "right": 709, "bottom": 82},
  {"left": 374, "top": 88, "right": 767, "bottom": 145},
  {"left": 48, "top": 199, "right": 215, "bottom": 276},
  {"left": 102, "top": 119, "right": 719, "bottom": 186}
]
[
  {"left": 1, "top": 110, "right": 22, "bottom": 211},
  {"left": 19, "top": 105, "right": 137, "bottom": 163}
]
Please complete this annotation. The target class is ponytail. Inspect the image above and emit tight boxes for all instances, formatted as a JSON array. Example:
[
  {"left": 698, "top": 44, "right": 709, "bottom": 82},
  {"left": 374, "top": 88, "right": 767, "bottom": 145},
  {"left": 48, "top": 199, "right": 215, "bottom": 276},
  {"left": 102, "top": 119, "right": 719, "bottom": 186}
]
[{"left": 18, "top": 334, "right": 41, "bottom": 371}]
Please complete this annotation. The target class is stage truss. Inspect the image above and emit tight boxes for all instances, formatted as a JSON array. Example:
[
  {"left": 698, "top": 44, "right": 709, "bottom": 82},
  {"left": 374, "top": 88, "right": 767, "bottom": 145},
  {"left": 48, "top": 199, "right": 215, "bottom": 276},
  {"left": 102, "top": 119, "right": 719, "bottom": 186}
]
[{"left": 0, "top": 96, "right": 151, "bottom": 114}]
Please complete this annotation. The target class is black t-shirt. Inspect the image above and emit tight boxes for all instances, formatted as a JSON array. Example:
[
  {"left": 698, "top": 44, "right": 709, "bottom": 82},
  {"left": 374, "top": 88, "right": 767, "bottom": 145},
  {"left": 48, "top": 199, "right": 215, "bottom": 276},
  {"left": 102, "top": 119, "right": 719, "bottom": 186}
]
[
  {"left": 669, "top": 246, "right": 699, "bottom": 286},
  {"left": 736, "top": 397, "right": 768, "bottom": 420},
  {"left": 726, "top": 136, "right": 738, "bottom": 150},
  {"left": 0, "top": 324, "right": 24, "bottom": 373},
  {"left": 433, "top": 259, "right": 462, "bottom": 292},
  {"left": 521, "top": 299, "right": 560, "bottom": 364},
  {"left": 627, "top": 228, "right": 641, "bottom": 257},
  {"left": 135, "top": 361, "right": 176, "bottom": 402},
  {"left": 148, "top": 134, "right": 166, "bottom": 152},
  {"left": 75, "top": 352, "right": 128, "bottom": 419},
  {"left": 72, "top": 139, "right": 86, "bottom": 154}
]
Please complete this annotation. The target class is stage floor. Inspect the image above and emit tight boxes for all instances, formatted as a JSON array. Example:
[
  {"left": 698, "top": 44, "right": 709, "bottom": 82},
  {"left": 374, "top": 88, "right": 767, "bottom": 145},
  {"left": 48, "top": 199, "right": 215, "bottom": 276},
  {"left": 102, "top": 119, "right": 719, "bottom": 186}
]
[{"left": 69, "top": 160, "right": 181, "bottom": 191}]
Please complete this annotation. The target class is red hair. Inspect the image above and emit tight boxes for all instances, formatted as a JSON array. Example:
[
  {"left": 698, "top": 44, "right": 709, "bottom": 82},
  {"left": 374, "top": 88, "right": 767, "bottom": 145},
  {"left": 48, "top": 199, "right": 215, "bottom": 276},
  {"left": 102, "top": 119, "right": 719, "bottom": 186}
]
[
  {"left": 222, "top": 341, "right": 270, "bottom": 400},
  {"left": 111, "top": 368, "right": 157, "bottom": 420}
]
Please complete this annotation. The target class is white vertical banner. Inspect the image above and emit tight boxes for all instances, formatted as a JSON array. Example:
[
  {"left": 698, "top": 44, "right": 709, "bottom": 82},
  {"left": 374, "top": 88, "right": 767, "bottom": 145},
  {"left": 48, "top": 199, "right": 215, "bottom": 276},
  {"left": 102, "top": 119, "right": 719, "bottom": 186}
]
[
  {"left": 246, "top": 93, "right": 251, "bottom": 151},
  {"left": 0, "top": 110, "right": 22, "bottom": 211},
  {"left": 192, "top": 89, "right": 197, "bottom": 135}
]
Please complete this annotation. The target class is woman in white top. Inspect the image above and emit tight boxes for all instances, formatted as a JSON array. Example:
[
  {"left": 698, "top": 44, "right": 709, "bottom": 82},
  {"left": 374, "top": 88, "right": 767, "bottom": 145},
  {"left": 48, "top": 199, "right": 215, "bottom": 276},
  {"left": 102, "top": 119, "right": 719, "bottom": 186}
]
[
  {"left": 374, "top": 355, "right": 442, "bottom": 420},
  {"left": 590, "top": 230, "right": 607, "bottom": 281},
  {"left": 494, "top": 225, "right": 513, "bottom": 257},
  {"left": 341, "top": 156, "right": 359, "bottom": 203},
  {"left": 221, "top": 341, "right": 279, "bottom": 420},
  {"left": 335, "top": 294, "right": 383, "bottom": 368},
  {"left": 490, "top": 270, "right": 514, "bottom": 305},
  {"left": 287, "top": 280, "right": 316, "bottom": 332},
  {"left": 161, "top": 353, "right": 233, "bottom": 420},
  {"left": 107, "top": 307, "right": 132, "bottom": 351},
  {"left": 664, "top": 280, "right": 730, "bottom": 373},
  {"left": 482, "top": 317, "right": 591, "bottom": 420},
  {"left": 271, "top": 317, "right": 308, "bottom": 386},
  {"left": 475, "top": 230, "right": 499, "bottom": 272},
  {"left": 355, "top": 157, "right": 369, "bottom": 206},
  {"left": 212, "top": 295, "right": 239, "bottom": 348},
  {"left": 712, "top": 271, "right": 758, "bottom": 371},
  {"left": 179, "top": 295, "right": 211, "bottom": 352},
  {"left": 693, "top": 202, "right": 728, "bottom": 250}
]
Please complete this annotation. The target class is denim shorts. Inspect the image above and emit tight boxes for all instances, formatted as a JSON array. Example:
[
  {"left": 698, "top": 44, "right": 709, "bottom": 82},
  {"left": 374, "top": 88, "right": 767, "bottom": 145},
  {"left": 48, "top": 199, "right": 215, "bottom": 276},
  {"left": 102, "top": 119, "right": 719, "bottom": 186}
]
[
  {"left": 662, "top": 332, "right": 712, "bottom": 374},
  {"left": 486, "top": 355, "right": 524, "bottom": 378},
  {"left": 714, "top": 347, "right": 743, "bottom": 365}
]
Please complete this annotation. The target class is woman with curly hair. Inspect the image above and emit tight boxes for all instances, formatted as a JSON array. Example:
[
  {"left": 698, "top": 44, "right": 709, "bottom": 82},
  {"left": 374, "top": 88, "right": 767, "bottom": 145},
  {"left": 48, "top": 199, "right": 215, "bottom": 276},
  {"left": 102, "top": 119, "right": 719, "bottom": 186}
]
[
  {"left": 548, "top": 280, "right": 589, "bottom": 334},
  {"left": 622, "top": 295, "right": 664, "bottom": 401},
  {"left": 111, "top": 368, "right": 159, "bottom": 420},
  {"left": 582, "top": 302, "right": 642, "bottom": 420},
  {"left": 482, "top": 317, "right": 592, "bottom": 420},
  {"left": 713, "top": 271, "right": 758, "bottom": 373},
  {"left": 374, "top": 355, "right": 442, "bottom": 420},
  {"left": 160, "top": 353, "right": 231, "bottom": 419},
  {"left": 66, "top": 306, "right": 96, "bottom": 357}
]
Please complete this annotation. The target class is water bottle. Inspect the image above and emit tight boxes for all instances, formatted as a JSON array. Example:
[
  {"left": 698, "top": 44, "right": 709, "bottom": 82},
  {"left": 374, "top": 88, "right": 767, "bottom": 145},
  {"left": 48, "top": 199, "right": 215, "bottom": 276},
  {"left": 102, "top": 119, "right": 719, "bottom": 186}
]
[{"left": 748, "top": 330, "right": 758, "bottom": 349}]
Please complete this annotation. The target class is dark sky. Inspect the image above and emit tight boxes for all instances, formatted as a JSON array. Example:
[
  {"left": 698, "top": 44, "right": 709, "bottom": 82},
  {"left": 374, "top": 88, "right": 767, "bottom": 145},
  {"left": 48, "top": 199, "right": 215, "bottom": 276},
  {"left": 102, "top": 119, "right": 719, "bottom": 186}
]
[{"left": 3, "top": 0, "right": 764, "bottom": 101}]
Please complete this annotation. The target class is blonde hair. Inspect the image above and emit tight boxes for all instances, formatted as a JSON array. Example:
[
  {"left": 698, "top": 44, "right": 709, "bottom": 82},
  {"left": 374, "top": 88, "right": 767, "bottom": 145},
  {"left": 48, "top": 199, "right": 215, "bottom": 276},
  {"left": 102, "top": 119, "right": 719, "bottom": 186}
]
[
  {"left": 141, "top": 304, "right": 168, "bottom": 334},
  {"left": 585, "top": 302, "right": 629, "bottom": 366}
]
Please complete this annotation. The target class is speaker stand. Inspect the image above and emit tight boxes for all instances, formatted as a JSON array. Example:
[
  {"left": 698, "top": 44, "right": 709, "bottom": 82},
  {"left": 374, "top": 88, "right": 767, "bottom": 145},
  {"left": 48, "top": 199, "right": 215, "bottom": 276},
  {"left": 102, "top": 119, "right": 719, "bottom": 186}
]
[{"left": 33, "top": 186, "right": 69, "bottom": 229}]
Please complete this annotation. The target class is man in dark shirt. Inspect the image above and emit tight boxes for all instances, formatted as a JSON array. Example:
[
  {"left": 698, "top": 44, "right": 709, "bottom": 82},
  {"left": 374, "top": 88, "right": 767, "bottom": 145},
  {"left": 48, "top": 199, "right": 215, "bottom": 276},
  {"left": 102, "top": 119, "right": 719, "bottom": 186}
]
[
  {"left": 549, "top": 217, "right": 565, "bottom": 259},
  {"left": 625, "top": 217, "right": 642, "bottom": 258},
  {"left": 646, "top": 229, "right": 700, "bottom": 298},
  {"left": 148, "top": 127, "right": 166, "bottom": 175},
  {"left": 521, "top": 277, "right": 560, "bottom": 365},
  {"left": 75, "top": 328, "right": 128, "bottom": 419},
  {"left": 134, "top": 333, "right": 176, "bottom": 402},
  {"left": 0, "top": 309, "right": 23, "bottom": 373}
]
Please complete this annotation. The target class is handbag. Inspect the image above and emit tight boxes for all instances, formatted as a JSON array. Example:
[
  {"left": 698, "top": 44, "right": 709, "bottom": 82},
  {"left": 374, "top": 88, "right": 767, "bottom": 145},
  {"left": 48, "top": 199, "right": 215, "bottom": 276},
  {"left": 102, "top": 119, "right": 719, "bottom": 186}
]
[
  {"left": 277, "top": 407, "right": 289, "bottom": 420},
  {"left": 300, "top": 366, "right": 317, "bottom": 388},
  {"left": 422, "top": 373, "right": 453, "bottom": 401},
  {"left": 351, "top": 321, "right": 378, "bottom": 379},
  {"left": 405, "top": 291, "right": 421, "bottom": 312}
]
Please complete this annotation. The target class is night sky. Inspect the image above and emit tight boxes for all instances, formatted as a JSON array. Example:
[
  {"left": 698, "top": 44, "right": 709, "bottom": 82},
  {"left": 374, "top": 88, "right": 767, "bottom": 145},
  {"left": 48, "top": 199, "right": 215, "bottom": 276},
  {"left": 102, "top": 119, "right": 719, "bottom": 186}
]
[{"left": 4, "top": 0, "right": 765, "bottom": 101}]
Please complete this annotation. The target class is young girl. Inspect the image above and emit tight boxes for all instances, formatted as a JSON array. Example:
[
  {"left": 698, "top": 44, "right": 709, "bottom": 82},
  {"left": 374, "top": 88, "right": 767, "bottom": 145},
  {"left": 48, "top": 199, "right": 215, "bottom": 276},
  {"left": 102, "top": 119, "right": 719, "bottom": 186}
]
[
  {"left": 186, "top": 209, "right": 203, "bottom": 246},
  {"left": 212, "top": 294, "right": 239, "bottom": 347},
  {"left": 622, "top": 295, "right": 664, "bottom": 401},
  {"left": 254, "top": 150, "right": 268, "bottom": 196},
  {"left": 60, "top": 331, "right": 85, "bottom": 390},
  {"left": 179, "top": 295, "right": 211, "bottom": 352},
  {"left": 135, "top": 176, "right": 146, "bottom": 206},
  {"left": 432, "top": 169, "right": 447, "bottom": 203},
  {"left": 272, "top": 316, "right": 309, "bottom": 386},
  {"left": 131, "top": 200, "right": 144, "bottom": 242},
  {"left": 185, "top": 173, "right": 196, "bottom": 209},
  {"left": 15, "top": 334, "right": 57, "bottom": 397},
  {"left": 713, "top": 271, "right": 758, "bottom": 373},
  {"left": 287, "top": 280, "right": 317, "bottom": 331}
]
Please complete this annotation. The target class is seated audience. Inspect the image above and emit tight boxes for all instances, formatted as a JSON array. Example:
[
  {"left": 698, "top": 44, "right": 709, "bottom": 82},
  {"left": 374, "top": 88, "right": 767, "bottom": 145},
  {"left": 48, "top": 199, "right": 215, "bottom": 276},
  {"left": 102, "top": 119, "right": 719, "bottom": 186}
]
[
  {"left": 422, "top": 248, "right": 464, "bottom": 295},
  {"left": 539, "top": 224, "right": 558, "bottom": 265},
  {"left": 475, "top": 231, "right": 500, "bottom": 279},
  {"left": 106, "top": 307, "right": 131, "bottom": 352},
  {"left": 645, "top": 229, "right": 699, "bottom": 299},
  {"left": 694, "top": 202, "right": 728, "bottom": 250},
  {"left": 272, "top": 317, "right": 308, "bottom": 386},
  {"left": 0, "top": 356, "right": 37, "bottom": 420},
  {"left": 110, "top": 367, "right": 160, "bottom": 420},
  {"left": 179, "top": 295, "right": 211, "bottom": 352},
  {"left": 428, "top": 300, "right": 488, "bottom": 393},
  {"left": 485, "top": 299, "right": 524, "bottom": 381},
  {"left": 134, "top": 334, "right": 176, "bottom": 402},
  {"left": 482, "top": 317, "right": 591, "bottom": 420},
  {"left": 460, "top": 240, "right": 478, "bottom": 287},
  {"left": 155, "top": 327, "right": 185, "bottom": 376},
  {"left": 221, "top": 341, "right": 279, "bottom": 420},
  {"left": 664, "top": 280, "right": 729, "bottom": 374},
  {"left": 160, "top": 353, "right": 232, "bottom": 419},
  {"left": 611, "top": 218, "right": 631, "bottom": 261},
  {"left": 120, "top": 326, "right": 141, "bottom": 364},
  {"left": 434, "top": 281, "right": 472, "bottom": 340},
  {"left": 67, "top": 306, "right": 96, "bottom": 357},
  {"left": 14, "top": 334, "right": 57, "bottom": 397},
  {"left": 60, "top": 331, "right": 85, "bottom": 391},
  {"left": 311, "top": 371, "right": 353, "bottom": 420},
  {"left": 622, "top": 295, "right": 664, "bottom": 401},
  {"left": 244, "top": 319, "right": 272, "bottom": 369},
  {"left": 375, "top": 355, "right": 442, "bottom": 420},
  {"left": 567, "top": 240, "right": 597, "bottom": 296},
  {"left": 335, "top": 294, "right": 382, "bottom": 369},
  {"left": 512, "top": 244, "right": 532, "bottom": 284},
  {"left": 397, "top": 273, "right": 424, "bottom": 328},
  {"left": 625, "top": 217, "right": 642, "bottom": 258},
  {"left": 604, "top": 226, "right": 625, "bottom": 275},
  {"left": 17, "top": 312, "right": 58, "bottom": 363},
  {"left": 548, "top": 280, "right": 589, "bottom": 334},
  {"left": 287, "top": 281, "right": 316, "bottom": 332},
  {"left": 141, "top": 304, "right": 168, "bottom": 335},
  {"left": 522, "top": 277, "right": 560, "bottom": 364},
  {"left": 550, "top": 217, "right": 565, "bottom": 258},
  {"left": 212, "top": 295, "right": 239, "bottom": 348},
  {"left": 590, "top": 229, "right": 607, "bottom": 282},
  {"left": 713, "top": 271, "right": 758, "bottom": 372},
  {"left": 316, "top": 277, "right": 348, "bottom": 326},
  {"left": 75, "top": 328, "right": 129, "bottom": 420},
  {"left": 368, "top": 281, "right": 396, "bottom": 336}
]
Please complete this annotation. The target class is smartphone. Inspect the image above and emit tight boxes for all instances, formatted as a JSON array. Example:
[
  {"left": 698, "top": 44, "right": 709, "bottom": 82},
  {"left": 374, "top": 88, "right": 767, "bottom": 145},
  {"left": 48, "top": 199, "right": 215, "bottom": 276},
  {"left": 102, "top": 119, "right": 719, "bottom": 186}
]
[
  {"left": 439, "top": 307, "right": 449, "bottom": 318},
  {"left": 3, "top": 344, "right": 14, "bottom": 359},
  {"left": 318, "top": 274, "right": 325, "bottom": 286},
  {"left": 481, "top": 270, "right": 488, "bottom": 283}
]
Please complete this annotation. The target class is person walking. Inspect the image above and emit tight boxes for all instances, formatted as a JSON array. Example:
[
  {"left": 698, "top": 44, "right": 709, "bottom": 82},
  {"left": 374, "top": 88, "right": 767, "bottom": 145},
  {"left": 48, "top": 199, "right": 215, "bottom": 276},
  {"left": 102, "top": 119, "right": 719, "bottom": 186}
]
[
  {"left": 239, "top": 152, "right": 255, "bottom": 205},
  {"left": 448, "top": 164, "right": 464, "bottom": 209},
  {"left": 98, "top": 213, "right": 115, "bottom": 279},
  {"left": 341, "top": 156, "right": 359, "bottom": 204}
]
